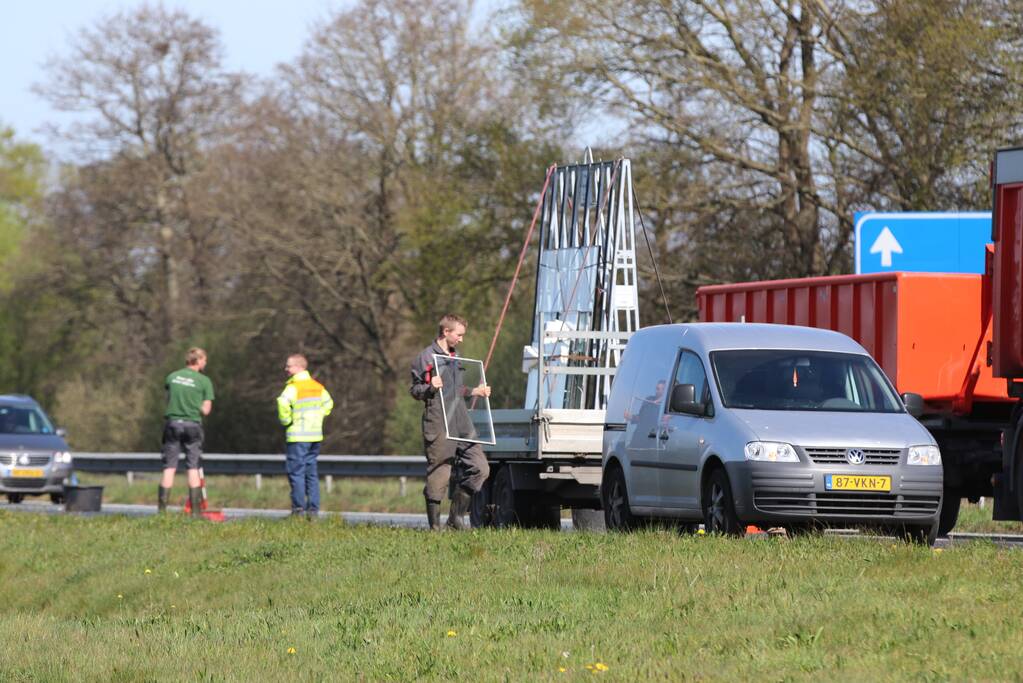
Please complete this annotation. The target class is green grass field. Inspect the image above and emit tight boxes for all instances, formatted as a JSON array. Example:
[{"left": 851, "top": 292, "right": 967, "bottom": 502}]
[{"left": 1, "top": 512, "right": 1022, "bottom": 681}]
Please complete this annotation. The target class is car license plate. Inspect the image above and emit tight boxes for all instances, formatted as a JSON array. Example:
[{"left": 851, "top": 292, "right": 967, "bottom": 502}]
[
  {"left": 825, "top": 474, "right": 891, "bottom": 492},
  {"left": 11, "top": 468, "right": 44, "bottom": 478}
]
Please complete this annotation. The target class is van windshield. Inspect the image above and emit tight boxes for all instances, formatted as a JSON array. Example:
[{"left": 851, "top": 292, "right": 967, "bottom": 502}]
[
  {"left": 710, "top": 350, "right": 904, "bottom": 413},
  {"left": 0, "top": 405, "right": 56, "bottom": 434}
]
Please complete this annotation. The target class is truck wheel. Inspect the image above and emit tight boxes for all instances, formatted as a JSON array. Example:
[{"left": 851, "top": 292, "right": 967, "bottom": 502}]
[
  {"left": 937, "top": 488, "right": 961, "bottom": 536},
  {"left": 50, "top": 493, "right": 65, "bottom": 505},
  {"left": 602, "top": 464, "right": 637, "bottom": 531},
  {"left": 6, "top": 493, "right": 24, "bottom": 504},
  {"left": 489, "top": 466, "right": 519, "bottom": 527},
  {"left": 702, "top": 467, "right": 743, "bottom": 536},
  {"left": 571, "top": 508, "right": 606, "bottom": 532},
  {"left": 469, "top": 477, "right": 494, "bottom": 528}
]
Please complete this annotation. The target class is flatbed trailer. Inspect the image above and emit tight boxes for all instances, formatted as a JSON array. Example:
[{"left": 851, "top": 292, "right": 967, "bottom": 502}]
[
  {"left": 469, "top": 156, "right": 639, "bottom": 529},
  {"left": 471, "top": 330, "right": 629, "bottom": 529}
]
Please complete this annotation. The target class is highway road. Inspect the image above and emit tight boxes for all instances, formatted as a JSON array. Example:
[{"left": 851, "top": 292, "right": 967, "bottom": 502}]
[{"left": 3, "top": 500, "right": 1023, "bottom": 548}]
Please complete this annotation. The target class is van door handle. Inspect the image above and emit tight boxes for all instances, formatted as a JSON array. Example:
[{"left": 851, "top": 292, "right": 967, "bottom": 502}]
[
  {"left": 658, "top": 430, "right": 670, "bottom": 441},
  {"left": 647, "top": 430, "right": 657, "bottom": 439}
]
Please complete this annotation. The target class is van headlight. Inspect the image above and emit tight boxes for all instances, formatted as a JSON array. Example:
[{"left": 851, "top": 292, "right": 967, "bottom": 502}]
[
  {"left": 744, "top": 441, "right": 799, "bottom": 463},
  {"left": 907, "top": 445, "right": 941, "bottom": 466},
  {"left": 53, "top": 452, "right": 72, "bottom": 464}
]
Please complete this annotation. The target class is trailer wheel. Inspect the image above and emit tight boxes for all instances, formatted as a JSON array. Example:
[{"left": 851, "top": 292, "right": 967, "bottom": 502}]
[
  {"left": 937, "top": 488, "right": 961, "bottom": 536},
  {"left": 6, "top": 493, "right": 23, "bottom": 504},
  {"left": 469, "top": 476, "right": 494, "bottom": 528},
  {"left": 489, "top": 466, "right": 519, "bottom": 527},
  {"left": 519, "top": 498, "right": 561, "bottom": 530}
]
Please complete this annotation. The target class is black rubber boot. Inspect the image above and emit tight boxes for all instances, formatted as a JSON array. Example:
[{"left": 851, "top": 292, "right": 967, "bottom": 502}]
[
  {"left": 188, "top": 487, "right": 203, "bottom": 518},
  {"left": 157, "top": 486, "right": 170, "bottom": 513},
  {"left": 446, "top": 487, "right": 472, "bottom": 531},
  {"left": 426, "top": 499, "right": 442, "bottom": 531}
]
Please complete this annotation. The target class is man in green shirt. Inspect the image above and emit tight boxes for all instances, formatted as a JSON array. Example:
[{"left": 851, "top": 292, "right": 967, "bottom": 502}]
[{"left": 158, "top": 347, "right": 215, "bottom": 515}]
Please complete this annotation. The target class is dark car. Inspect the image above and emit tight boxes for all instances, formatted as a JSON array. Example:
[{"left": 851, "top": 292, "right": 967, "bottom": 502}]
[{"left": 0, "top": 394, "right": 73, "bottom": 504}]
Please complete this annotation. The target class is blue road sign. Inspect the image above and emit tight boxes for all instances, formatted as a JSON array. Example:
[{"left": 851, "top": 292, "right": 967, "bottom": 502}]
[{"left": 854, "top": 212, "right": 991, "bottom": 274}]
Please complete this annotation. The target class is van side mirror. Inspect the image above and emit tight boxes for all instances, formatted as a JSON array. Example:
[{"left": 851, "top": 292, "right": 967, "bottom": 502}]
[
  {"left": 670, "top": 384, "right": 705, "bottom": 415},
  {"left": 902, "top": 392, "right": 924, "bottom": 418}
]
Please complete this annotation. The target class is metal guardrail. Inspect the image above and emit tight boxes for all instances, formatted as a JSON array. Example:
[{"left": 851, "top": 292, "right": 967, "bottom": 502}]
[{"left": 72, "top": 453, "right": 427, "bottom": 478}]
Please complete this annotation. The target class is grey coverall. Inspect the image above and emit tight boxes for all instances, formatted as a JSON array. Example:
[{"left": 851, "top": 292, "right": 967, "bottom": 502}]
[{"left": 410, "top": 341, "right": 490, "bottom": 502}]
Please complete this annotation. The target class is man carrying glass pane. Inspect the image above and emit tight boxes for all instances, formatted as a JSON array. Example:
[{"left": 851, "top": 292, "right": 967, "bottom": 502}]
[{"left": 410, "top": 314, "right": 491, "bottom": 530}]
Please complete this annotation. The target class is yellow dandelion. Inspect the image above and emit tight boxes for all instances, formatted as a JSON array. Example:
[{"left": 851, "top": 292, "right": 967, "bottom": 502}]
[
  {"left": 287, "top": 647, "right": 296, "bottom": 655},
  {"left": 595, "top": 663, "right": 609, "bottom": 671},
  {"left": 697, "top": 528, "right": 706, "bottom": 536},
  {"left": 446, "top": 630, "right": 457, "bottom": 637},
  {"left": 170, "top": 605, "right": 176, "bottom": 609},
  {"left": 144, "top": 568, "right": 152, "bottom": 575},
  {"left": 585, "top": 664, "right": 595, "bottom": 670},
  {"left": 558, "top": 667, "right": 567, "bottom": 673},
  {"left": 933, "top": 548, "right": 944, "bottom": 554}
]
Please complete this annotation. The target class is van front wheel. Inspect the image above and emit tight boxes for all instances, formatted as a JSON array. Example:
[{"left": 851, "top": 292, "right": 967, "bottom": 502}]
[{"left": 702, "top": 468, "right": 742, "bottom": 536}]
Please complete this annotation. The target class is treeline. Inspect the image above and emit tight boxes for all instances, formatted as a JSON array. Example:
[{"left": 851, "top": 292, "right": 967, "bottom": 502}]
[{"left": 1, "top": 0, "right": 1021, "bottom": 454}]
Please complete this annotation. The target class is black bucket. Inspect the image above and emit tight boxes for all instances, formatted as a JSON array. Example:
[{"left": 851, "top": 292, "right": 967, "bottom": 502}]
[{"left": 64, "top": 486, "right": 103, "bottom": 512}]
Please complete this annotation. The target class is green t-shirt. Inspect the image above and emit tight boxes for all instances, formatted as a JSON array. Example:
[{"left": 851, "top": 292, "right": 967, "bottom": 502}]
[{"left": 164, "top": 368, "right": 215, "bottom": 422}]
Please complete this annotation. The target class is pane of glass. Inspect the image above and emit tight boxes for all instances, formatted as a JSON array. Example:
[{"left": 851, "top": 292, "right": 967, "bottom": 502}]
[{"left": 433, "top": 355, "right": 496, "bottom": 445}]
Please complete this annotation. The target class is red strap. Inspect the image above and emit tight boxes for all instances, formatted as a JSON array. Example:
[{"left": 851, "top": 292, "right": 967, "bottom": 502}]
[
  {"left": 483, "top": 164, "right": 557, "bottom": 371},
  {"left": 424, "top": 363, "right": 433, "bottom": 384}
]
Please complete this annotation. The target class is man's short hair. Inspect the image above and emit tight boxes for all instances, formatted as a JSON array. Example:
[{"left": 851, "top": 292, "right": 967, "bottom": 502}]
[
  {"left": 288, "top": 354, "right": 308, "bottom": 370},
  {"left": 438, "top": 314, "right": 468, "bottom": 337},
  {"left": 185, "top": 347, "right": 207, "bottom": 366}
]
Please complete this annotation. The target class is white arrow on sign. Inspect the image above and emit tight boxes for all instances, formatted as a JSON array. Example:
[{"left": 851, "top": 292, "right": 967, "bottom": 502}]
[{"left": 869, "top": 226, "right": 903, "bottom": 267}]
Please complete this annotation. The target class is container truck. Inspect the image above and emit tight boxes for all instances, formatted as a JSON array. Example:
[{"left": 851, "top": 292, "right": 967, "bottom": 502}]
[{"left": 696, "top": 146, "right": 1023, "bottom": 534}]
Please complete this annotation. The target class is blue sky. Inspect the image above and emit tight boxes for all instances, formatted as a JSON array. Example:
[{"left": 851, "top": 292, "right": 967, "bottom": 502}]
[
  {"left": 1, "top": 0, "right": 617, "bottom": 158},
  {"left": 1, "top": 0, "right": 342, "bottom": 148}
]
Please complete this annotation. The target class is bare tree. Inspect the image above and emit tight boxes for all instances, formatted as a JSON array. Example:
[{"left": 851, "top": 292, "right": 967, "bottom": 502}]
[
  {"left": 36, "top": 4, "right": 244, "bottom": 341},
  {"left": 825, "top": 0, "right": 1023, "bottom": 214},
  {"left": 516, "top": 0, "right": 853, "bottom": 279}
]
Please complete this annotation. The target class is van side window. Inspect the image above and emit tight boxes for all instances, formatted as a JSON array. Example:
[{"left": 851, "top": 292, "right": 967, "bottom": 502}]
[{"left": 670, "top": 350, "right": 712, "bottom": 416}]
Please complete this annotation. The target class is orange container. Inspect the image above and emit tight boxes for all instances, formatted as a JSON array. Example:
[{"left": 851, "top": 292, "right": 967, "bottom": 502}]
[{"left": 697, "top": 272, "right": 1010, "bottom": 413}]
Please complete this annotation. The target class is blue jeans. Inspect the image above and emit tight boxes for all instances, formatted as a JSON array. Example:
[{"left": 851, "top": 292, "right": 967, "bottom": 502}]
[{"left": 285, "top": 441, "right": 321, "bottom": 512}]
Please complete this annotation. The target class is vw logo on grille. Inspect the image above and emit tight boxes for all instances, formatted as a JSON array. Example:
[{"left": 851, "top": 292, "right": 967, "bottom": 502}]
[{"left": 845, "top": 448, "right": 866, "bottom": 465}]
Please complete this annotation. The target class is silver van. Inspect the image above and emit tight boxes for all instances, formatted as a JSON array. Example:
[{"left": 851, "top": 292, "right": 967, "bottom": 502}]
[{"left": 601, "top": 323, "right": 942, "bottom": 543}]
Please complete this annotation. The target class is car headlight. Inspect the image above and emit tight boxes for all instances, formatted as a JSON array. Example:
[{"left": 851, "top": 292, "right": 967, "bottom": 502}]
[
  {"left": 54, "top": 452, "right": 72, "bottom": 464},
  {"left": 744, "top": 441, "right": 799, "bottom": 463},
  {"left": 907, "top": 445, "right": 941, "bottom": 466}
]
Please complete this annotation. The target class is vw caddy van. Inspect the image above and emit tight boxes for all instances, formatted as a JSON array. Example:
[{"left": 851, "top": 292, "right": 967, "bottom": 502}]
[{"left": 601, "top": 324, "right": 942, "bottom": 544}]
